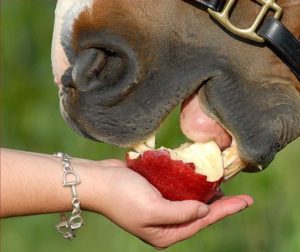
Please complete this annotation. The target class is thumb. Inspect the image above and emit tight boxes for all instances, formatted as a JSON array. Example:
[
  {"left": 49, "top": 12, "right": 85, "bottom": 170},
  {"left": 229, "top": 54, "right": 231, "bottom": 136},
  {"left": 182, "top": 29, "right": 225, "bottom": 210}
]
[{"left": 150, "top": 199, "right": 210, "bottom": 225}]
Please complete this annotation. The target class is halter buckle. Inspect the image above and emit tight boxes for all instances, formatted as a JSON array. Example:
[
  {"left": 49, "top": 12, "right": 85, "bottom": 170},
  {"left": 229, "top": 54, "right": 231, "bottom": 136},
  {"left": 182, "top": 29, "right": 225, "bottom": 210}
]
[{"left": 208, "top": 0, "right": 283, "bottom": 42}]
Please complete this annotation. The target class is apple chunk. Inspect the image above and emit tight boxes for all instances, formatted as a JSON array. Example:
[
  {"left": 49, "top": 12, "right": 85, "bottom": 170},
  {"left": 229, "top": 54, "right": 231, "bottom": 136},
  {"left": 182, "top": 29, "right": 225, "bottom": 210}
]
[{"left": 126, "top": 142, "right": 224, "bottom": 203}]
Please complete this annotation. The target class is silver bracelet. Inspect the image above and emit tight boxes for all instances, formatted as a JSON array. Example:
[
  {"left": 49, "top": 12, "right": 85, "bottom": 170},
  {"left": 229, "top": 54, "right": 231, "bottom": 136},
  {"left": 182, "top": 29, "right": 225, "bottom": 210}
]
[{"left": 53, "top": 152, "right": 84, "bottom": 240}]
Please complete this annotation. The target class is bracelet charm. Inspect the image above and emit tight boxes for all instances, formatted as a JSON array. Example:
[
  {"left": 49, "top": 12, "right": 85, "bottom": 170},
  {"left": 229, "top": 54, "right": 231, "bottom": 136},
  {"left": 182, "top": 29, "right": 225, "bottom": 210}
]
[{"left": 53, "top": 152, "right": 84, "bottom": 240}]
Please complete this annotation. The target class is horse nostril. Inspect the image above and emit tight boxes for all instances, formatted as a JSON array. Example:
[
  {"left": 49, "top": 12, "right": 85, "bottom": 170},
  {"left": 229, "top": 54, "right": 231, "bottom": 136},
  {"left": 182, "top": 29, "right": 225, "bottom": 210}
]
[
  {"left": 71, "top": 46, "right": 137, "bottom": 94},
  {"left": 61, "top": 67, "right": 75, "bottom": 88},
  {"left": 72, "top": 48, "right": 112, "bottom": 91}
]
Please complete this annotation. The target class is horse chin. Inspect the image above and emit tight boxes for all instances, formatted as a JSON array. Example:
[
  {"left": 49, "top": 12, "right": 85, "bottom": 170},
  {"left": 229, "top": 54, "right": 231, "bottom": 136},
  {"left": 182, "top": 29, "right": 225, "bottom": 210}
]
[{"left": 198, "top": 73, "right": 300, "bottom": 172}]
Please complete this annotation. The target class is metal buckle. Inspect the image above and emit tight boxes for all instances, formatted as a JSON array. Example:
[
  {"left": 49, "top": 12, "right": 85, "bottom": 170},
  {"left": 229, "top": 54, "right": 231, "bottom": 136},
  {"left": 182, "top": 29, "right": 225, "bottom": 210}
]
[{"left": 208, "top": 0, "right": 283, "bottom": 42}]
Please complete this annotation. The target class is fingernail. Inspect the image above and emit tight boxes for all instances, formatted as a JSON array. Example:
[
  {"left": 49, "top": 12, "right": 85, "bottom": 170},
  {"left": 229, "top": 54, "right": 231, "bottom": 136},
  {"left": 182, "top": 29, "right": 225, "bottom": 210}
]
[
  {"left": 239, "top": 201, "right": 249, "bottom": 211},
  {"left": 237, "top": 197, "right": 249, "bottom": 211},
  {"left": 240, "top": 204, "right": 248, "bottom": 211},
  {"left": 198, "top": 205, "right": 210, "bottom": 218}
]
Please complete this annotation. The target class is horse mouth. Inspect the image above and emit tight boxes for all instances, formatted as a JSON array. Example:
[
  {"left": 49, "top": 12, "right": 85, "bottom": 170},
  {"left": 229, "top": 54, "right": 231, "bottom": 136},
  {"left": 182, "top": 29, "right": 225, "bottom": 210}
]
[{"left": 131, "top": 88, "right": 247, "bottom": 180}]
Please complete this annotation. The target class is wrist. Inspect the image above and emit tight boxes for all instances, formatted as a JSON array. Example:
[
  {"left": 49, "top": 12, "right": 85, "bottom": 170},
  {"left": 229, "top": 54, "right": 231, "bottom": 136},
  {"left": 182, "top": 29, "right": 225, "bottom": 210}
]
[{"left": 73, "top": 158, "right": 123, "bottom": 214}]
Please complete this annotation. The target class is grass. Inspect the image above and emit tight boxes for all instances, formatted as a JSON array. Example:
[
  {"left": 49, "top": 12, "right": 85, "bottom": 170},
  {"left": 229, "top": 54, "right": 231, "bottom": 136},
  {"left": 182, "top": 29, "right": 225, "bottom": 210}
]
[{"left": 1, "top": 1, "right": 300, "bottom": 251}]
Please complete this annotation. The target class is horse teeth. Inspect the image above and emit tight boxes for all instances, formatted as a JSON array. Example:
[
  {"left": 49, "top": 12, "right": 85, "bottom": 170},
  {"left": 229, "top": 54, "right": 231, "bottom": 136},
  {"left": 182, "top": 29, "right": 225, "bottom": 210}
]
[
  {"left": 133, "top": 134, "right": 156, "bottom": 152},
  {"left": 145, "top": 134, "right": 156, "bottom": 149},
  {"left": 222, "top": 146, "right": 246, "bottom": 181}
]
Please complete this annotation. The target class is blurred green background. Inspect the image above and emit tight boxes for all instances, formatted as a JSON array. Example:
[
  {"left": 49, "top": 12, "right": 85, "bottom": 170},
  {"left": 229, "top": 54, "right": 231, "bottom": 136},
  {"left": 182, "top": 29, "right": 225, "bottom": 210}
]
[{"left": 1, "top": 1, "right": 300, "bottom": 252}]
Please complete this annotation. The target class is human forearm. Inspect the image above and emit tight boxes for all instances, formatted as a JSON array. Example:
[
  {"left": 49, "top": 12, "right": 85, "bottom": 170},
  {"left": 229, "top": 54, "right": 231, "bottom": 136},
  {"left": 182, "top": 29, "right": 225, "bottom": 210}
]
[{"left": 0, "top": 148, "right": 112, "bottom": 217}]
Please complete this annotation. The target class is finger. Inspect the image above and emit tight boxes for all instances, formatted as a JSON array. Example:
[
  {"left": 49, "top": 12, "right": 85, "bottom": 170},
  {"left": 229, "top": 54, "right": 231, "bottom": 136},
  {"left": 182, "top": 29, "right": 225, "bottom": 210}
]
[
  {"left": 156, "top": 195, "right": 253, "bottom": 247},
  {"left": 149, "top": 199, "right": 210, "bottom": 225},
  {"left": 214, "top": 194, "right": 254, "bottom": 207},
  {"left": 236, "top": 194, "right": 254, "bottom": 206},
  {"left": 196, "top": 194, "right": 254, "bottom": 228}
]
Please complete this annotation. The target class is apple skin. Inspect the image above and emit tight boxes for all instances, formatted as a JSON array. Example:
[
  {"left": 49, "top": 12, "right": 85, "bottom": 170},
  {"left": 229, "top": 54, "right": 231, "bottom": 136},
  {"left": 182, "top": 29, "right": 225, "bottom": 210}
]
[{"left": 126, "top": 149, "right": 223, "bottom": 203}]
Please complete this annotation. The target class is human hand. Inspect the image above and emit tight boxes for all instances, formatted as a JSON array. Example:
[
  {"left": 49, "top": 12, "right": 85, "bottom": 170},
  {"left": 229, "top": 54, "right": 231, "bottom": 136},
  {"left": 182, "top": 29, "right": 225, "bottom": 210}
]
[
  {"left": 79, "top": 159, "right": 253, "bottom": 249},
  {"left": 1, "top": 149, "right": 253, "bottom": 247}
]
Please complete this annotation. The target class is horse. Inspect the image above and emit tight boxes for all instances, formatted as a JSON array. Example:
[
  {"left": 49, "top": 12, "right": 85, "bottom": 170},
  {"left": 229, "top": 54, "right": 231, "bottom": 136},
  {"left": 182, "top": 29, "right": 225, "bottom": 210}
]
[{"left": 51, "top": 0, "right": 300, "bottom": 176}]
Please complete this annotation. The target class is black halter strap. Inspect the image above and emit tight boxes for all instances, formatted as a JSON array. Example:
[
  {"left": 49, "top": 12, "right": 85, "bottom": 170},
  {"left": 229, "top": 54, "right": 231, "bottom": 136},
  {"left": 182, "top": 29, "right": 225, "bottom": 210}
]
[
  {"left": 194, "top": 0, "right": 226, "bottom": 11},
  {"left": 258, "top": 17, "right": 300, "bottom": 80},
  {"left": 193, "top": 0, "right": 300, "bottom": 82}
]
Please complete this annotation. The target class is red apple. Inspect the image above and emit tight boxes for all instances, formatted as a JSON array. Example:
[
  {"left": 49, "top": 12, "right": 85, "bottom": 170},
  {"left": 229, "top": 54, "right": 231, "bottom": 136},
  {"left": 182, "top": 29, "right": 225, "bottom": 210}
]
[{"left": 126, "top": 142, "right": 224, "bottom": 203}]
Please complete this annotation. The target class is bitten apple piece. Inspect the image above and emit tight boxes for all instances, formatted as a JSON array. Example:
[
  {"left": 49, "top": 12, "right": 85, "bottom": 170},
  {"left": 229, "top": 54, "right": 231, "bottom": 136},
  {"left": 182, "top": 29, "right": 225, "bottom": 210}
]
[{"left": 126, "top": 142, "right": 223, "bottom": 202}]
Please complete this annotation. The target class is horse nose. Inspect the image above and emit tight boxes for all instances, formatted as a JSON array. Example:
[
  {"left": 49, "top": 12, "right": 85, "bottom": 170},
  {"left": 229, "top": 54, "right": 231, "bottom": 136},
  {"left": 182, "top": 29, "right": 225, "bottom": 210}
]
[{"left": 63, "top": 36, "right": 139, "bottom": 98}]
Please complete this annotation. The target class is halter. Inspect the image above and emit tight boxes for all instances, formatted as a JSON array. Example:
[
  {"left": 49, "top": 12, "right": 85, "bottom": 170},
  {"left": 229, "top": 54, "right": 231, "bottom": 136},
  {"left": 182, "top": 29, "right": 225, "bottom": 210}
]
[{"left": 192, "top": 0, "right": 300, "bottom": 81}]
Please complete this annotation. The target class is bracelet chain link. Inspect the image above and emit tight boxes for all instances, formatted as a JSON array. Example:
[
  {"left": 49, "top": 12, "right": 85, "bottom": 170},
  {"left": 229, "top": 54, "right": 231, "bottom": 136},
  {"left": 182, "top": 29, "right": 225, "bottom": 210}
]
[{"left": 53, "top": 152, "right": 84, "bottom": 240}]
